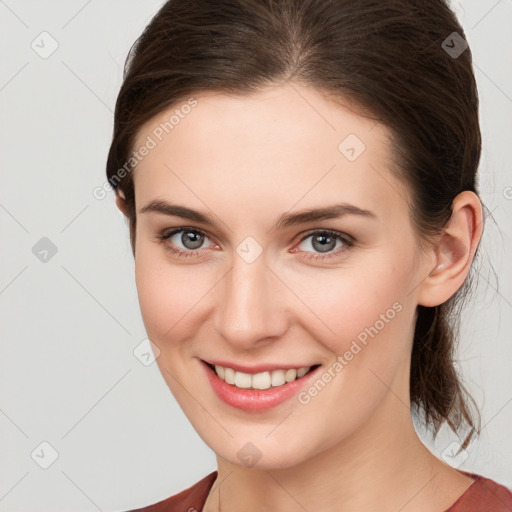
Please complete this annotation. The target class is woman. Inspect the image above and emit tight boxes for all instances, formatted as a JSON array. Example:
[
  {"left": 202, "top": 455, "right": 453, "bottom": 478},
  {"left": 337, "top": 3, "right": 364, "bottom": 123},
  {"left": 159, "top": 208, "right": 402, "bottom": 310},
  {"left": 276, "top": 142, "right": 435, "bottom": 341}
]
[{"left": 106, "top": 0, "right": 512, "bottom": 510}]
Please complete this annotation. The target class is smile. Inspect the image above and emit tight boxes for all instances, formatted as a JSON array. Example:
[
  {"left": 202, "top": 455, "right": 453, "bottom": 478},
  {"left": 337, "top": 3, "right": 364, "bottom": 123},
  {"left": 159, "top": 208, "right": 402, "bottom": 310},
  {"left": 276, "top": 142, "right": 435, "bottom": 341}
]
[
  {"left": 211, "top": 363, "right": 313, "bottom": 389},
  {"left": 201, "top": 360, "right": 321, "bottom": 412}
]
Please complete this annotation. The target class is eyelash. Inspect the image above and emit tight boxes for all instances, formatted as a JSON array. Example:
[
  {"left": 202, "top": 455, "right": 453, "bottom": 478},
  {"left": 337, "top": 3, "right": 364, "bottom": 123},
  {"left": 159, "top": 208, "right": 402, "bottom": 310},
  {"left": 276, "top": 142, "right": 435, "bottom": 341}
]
[{"left": 157, "top": 227, "right": 354, "bottom": 262}]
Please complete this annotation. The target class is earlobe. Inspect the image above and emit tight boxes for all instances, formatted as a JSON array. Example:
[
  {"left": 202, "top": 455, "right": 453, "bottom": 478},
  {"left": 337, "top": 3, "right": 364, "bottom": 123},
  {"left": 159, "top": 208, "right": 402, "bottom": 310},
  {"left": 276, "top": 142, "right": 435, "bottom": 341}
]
[{"left": 417, "top": 191, "right": 483, "bottom": 307}]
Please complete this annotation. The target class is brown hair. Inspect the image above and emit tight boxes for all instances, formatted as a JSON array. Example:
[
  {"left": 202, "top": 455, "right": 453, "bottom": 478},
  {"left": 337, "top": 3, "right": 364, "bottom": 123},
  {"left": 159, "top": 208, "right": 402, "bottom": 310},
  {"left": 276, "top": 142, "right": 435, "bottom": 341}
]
[{"left": 106, "top": 0, "right": 482, "bottom": 448}]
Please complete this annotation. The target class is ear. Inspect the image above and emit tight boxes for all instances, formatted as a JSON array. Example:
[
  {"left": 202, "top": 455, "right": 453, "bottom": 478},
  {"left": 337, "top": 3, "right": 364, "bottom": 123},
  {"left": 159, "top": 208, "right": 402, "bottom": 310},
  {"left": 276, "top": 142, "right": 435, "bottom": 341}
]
[
  {"left": 115, "top": 189, "right": 129, "bottom": 217},
  {"left": 417, "top": 191, "right": 483, "bottom": 307}
]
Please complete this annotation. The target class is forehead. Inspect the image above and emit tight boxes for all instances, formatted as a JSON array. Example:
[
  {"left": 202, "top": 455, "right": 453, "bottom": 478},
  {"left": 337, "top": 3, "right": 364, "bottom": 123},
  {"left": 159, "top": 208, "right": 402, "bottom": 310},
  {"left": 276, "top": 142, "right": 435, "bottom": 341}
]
[{"left": 132, "top": 84, "right": 409, "bottom": 220}]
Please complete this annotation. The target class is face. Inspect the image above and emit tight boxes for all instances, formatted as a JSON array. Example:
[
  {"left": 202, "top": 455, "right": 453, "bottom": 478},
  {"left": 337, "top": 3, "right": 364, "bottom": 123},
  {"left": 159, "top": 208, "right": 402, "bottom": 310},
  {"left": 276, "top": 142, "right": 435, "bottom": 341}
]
[{"left": 129, "top": 84, "right": 433, "bottom": 470}]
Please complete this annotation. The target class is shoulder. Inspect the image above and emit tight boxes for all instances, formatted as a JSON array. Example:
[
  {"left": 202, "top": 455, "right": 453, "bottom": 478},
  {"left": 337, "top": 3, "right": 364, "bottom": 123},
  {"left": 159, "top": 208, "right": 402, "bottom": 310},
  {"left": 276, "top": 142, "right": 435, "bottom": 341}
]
[
  {"left": 126, "top": 471, "right": 217, "bottom": 512},
  {"left": 446, "top": 473, "right": 512, "bottom": 512}
]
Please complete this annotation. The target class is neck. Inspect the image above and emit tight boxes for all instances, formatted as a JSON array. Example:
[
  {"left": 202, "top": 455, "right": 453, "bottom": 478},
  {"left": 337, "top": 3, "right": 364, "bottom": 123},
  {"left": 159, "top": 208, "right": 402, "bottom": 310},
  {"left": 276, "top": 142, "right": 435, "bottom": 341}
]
[{"left": 204, "top": 392, "right": 474, "bottom": 512}]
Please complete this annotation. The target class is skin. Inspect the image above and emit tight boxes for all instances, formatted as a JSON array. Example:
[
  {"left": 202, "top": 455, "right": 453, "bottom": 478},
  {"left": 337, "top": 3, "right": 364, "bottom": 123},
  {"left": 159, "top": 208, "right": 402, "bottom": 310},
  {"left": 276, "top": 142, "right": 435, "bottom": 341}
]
[{"left": 117, "top": 83, "right": 483, "bottom": 512}]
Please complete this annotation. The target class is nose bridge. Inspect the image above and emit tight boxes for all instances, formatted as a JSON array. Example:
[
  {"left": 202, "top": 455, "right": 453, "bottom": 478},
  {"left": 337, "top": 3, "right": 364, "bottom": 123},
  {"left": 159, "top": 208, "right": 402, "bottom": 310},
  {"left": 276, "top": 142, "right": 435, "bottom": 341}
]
[{"left": 215, "top": 249, "right": 286, "bottom": 346}]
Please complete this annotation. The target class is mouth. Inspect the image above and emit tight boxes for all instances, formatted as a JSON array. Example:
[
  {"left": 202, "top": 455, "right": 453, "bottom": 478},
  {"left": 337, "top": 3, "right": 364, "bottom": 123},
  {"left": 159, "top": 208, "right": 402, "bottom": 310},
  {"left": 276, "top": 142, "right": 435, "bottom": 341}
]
[
  {"left": 201, "top": 359, "right": 322, "bottom": 412},
  {"left": 203, "top": 361, "right": 321, "bottom": 389}
]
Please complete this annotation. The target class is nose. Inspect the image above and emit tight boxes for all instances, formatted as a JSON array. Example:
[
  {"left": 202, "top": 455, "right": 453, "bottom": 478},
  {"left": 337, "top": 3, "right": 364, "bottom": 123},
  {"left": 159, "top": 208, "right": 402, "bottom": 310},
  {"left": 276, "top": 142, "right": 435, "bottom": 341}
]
[{"left": 214, "top": 252, "right": 289, "bottom": 349}]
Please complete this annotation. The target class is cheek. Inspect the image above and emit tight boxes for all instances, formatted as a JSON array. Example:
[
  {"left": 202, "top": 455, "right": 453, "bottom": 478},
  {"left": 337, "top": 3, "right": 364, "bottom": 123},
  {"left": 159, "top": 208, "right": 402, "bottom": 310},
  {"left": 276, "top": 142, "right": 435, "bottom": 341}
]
[
  {"left": 288, "top": 260, "right": 412, "bottom": 350},
  {"left": 134, "top": 247, "right": 216, "bottom": 347},
  {"left": 283, "top": 268, "right": 416, "bottom": 453},
  {"left": 284, "top": 257, "right": 417, "bottom": 408}
]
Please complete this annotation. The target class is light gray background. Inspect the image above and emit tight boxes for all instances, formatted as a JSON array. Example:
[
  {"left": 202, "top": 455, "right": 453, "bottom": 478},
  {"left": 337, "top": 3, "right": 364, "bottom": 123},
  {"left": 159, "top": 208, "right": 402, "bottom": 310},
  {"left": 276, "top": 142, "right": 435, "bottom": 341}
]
[{"left": 0, "top": 0, "right": 511, "bottom": 510}]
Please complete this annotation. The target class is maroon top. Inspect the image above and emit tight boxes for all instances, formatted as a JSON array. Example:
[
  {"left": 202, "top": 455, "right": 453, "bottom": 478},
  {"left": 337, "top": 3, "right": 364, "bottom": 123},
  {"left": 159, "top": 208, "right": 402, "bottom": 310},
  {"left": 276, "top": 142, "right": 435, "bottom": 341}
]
[{"left": 127, "top": 470, "right": 512, "bottom": 511}]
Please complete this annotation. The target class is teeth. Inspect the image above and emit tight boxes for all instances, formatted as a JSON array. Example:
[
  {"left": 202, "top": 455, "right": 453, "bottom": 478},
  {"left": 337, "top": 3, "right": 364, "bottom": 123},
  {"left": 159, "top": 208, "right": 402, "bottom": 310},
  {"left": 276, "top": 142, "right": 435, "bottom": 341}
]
[
  {"left": 271, "top": 370, "right": 286, "bottom": 387},
  {"left": 297, "top": 367, "right": 309, "bottom": 378},
  {"left": 212, "top": 364, "right": 312, "bottom": 389},
  {"left": 252, "top": 371, "right": 271, "bottom": 390},
  {"left": 224, "top": 367, "right": 236, "bottom": 385},
  {"left": 285, "top": 369, "right": 297, "bottom": 382},
  {"left": 215, "top": 365, "right": 225, "bottom": 380},
  {"left": 234, "top": 371, "right": 252, "bottom": 389}
]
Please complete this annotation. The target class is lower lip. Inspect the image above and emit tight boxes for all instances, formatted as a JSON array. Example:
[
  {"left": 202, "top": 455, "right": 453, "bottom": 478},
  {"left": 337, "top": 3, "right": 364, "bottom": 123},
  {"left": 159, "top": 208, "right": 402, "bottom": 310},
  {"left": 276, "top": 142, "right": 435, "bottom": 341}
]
[{"left": 202, "top": 361, "right": 320, "bottom": 412}]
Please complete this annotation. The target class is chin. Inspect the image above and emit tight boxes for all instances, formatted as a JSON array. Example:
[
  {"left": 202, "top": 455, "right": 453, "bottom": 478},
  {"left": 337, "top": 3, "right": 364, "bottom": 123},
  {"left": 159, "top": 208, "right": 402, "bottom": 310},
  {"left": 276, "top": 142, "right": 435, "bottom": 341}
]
[{"left": 193, "top": 424, "right": 328, "bottom": 472}]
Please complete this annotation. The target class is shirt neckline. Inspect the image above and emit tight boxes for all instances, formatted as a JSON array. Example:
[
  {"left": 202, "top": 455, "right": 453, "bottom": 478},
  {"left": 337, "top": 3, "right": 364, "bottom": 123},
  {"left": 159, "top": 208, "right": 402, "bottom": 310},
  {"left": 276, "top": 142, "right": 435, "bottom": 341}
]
[
  {"left": 443, "top": 470, "right": 481, "bottom": 512},
  {"left": 202, "top": 469, "right": 482, "bottom": 511}
]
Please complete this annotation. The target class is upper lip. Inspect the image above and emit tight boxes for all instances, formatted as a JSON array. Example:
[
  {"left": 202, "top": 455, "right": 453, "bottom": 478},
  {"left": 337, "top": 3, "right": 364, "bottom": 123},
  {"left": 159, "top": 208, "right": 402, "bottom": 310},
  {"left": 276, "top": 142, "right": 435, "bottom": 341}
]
[{"left": 202, "top": 359, "right": 320, "bottom": 374}]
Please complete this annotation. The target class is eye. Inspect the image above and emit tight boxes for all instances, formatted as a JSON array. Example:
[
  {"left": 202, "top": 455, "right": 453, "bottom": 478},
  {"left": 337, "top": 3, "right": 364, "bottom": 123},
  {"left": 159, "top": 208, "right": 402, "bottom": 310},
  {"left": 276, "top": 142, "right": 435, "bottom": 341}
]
[
  {"left": 158, "top": 227, "right": 215, "bottom": 258},
  {"left": 158, "top": 227, "right": 354, "bottom": 261},
  {"left": 293, "top": 229, "right": 353, "bottom": 261}
]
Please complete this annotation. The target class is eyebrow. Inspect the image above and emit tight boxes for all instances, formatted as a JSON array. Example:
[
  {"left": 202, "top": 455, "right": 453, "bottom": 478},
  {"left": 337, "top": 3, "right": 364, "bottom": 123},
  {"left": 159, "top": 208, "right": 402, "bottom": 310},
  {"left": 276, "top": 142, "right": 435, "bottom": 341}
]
[{"left": 138, "top": 200, "right": 377, "bottom": 231}]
